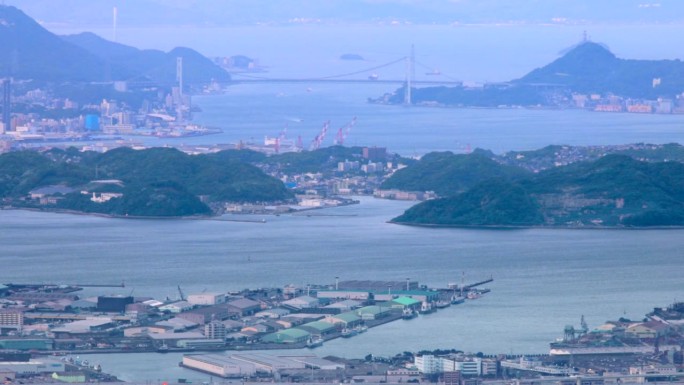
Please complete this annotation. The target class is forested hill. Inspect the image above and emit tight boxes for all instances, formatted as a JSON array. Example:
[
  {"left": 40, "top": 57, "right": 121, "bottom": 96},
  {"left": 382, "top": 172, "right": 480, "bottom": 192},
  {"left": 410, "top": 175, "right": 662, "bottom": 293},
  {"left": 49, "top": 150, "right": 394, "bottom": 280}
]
[
  {"left": 0, "top": 148, "right": 292, "bottom": 217},
  {"left": 515, "top": 42, "right": 684, "bottom": 98},
  {"left": 380, "top": 150, "right": 530, "bottom": 196},
  {"left": 391, "top": 155, "right": 684, "bottom": 228},
  {"left": 378, "top": 41, "right": 684, "bottom": 106}
]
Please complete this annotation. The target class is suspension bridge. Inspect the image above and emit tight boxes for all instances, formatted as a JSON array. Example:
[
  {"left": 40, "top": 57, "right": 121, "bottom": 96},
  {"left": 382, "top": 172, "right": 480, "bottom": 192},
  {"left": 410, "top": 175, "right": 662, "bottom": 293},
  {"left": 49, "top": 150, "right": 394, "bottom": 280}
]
[
  {"left": 229, "top": 46, "right": 462, "bottom": 104},
  {"left": 120, "top": 46, "right": 461, "bottom": 105}
]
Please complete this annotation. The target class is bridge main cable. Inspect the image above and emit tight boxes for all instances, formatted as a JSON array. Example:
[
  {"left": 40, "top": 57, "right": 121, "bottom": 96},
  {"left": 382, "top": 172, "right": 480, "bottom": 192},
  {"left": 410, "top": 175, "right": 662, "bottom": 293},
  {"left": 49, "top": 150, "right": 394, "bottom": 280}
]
[{"left": 232, "top": 56, "right": 407, "bottom": 81}]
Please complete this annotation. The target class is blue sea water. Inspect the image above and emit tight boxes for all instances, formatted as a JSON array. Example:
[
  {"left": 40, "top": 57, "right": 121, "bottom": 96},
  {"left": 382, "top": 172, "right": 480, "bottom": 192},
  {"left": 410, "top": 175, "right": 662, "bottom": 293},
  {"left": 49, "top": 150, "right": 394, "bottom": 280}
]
[{"left": 5, "top": 23, "right": 684, "bottom": 381}]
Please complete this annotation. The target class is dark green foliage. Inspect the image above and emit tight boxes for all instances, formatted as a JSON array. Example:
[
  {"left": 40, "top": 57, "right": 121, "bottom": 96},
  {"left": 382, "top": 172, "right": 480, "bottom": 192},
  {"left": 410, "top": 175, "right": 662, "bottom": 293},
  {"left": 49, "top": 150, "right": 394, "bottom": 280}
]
[
  {"left": 91, "top": 147, "right": 292, "bottom": 203},
  {"left": 517, "top": 42, "right": 684, "bottom": 98},
  {"left": 264, "top": 145, "right": 364, "bottom": 174},
  {"left": 0, "top": 147, "right": 292, "bottom": 217},
  {"left": 205, "top": 149, "right": 268, "bottom": 164},
  {"left": 393, "top": 179, "right": 544, "bottom": 226},
  {"left": 393, "top": 154, "right": 684, "bottom": 227},
  {"left": 381, "top": 150, "right": 530, "bottom": 196}
]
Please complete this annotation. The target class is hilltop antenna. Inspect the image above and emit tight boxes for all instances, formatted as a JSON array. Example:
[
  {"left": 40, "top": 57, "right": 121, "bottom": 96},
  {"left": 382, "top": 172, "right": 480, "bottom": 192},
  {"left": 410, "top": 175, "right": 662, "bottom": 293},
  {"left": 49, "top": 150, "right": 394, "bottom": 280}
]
[
  {"left": 112, "top": 7, "right": 118, "bottom": 43},
  {"left": 582, "top": 30, "right": 589, "bottom": 43}
]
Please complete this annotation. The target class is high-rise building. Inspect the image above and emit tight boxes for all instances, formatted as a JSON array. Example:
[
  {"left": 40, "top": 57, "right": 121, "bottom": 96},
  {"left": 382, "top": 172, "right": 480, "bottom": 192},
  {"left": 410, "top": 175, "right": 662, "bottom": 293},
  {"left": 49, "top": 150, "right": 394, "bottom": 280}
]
[
  {"left": 2, "top": 79, "right": 10, "bottom": 132},
  {"left": 0, "top": 310, "right": 23, "bottom": 332},
  {"left": 204, "top": 321, "right": 226, "bottom": 340}
]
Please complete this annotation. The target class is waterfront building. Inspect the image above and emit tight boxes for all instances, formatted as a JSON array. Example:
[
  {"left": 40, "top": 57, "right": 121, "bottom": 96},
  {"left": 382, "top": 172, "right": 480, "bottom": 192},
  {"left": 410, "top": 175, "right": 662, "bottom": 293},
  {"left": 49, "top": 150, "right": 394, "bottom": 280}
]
[
  {"left": 390, "top": 296, "right": 422, "bottom": 311},
  {"left": 316, "top": 289, "right": 371, "bottom": 301},
  {"left": 625, "top": 321, "right": 670, "bottom": 339},
  {"left": 148, "top": 331, "right": 205, "bottom": 348},
  {"left": 187, "top": 293, "right": 226, "bottom": 306},
  {"left": 182, "top": 354, "right": 257, "bottom": 378},
  {"left": 374, "top": 290, "right": 439, "bottom": 303},
  {"left": 123, "top": 325, "right": 173, "bottom": 337},
  {"left": 0, "top": 359, "right": 64, "bottom": 375},
  {"left": 0, "top": 339, "right": 53, "bottom": 351},
  {"left": 356, "top": 305, "right": 393, "bottom": 320},
  {"left": 323, "top": 312, "right": 362, "bottom": 329},
  {"left": 297, "top": 320, "right": 337, "bottom": 336},
  {"left": 261, "top": 328, "right": 310, "bottom": 344}
]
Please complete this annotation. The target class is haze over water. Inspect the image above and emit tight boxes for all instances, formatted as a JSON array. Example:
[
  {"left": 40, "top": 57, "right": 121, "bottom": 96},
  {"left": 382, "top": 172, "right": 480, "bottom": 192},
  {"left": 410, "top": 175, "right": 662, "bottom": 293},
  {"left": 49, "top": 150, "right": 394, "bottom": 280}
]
[{"left": 5, "top": 22, "right": 684, "bottom": 381}]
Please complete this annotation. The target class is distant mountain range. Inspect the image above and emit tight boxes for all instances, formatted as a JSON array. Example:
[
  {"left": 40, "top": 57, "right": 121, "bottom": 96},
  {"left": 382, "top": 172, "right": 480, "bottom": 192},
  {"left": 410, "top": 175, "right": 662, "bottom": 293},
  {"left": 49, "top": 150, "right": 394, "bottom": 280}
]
[
  {"left": 0, "top": 5, "right": 229, "bottom": 84},
  {"left": 10, "top": 0, "right": 684, "bottom": 26}
]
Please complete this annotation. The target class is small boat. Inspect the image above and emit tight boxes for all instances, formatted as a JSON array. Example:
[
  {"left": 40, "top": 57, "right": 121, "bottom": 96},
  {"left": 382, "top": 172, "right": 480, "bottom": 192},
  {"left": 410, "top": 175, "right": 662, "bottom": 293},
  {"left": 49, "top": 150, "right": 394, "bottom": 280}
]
[
  {"left": 419, "top": 302, "right": 434, "bottom": 315},
  {"left": 467, "top": 291, "right": 481, "bottom": 300},
  {"left": 451, "top": 296, "right": 466, "bottom": 305},
  {"left": 306, "top": 336, "right": 323, "bottom": 348},
  {"left": 355, "top": 325, "right": 368, "bottom": 333},
  {"left": 435, "top": 301, "right": 450, "bottom": 309},
  {"left": 402, "top": 309, "right": 417, "bottom": 320},
  {"left": 341, "top": 327, "right": 358, "bottom": 338},
  {"left": 368, "top": 73, "right": 379, "bottom": 81}
]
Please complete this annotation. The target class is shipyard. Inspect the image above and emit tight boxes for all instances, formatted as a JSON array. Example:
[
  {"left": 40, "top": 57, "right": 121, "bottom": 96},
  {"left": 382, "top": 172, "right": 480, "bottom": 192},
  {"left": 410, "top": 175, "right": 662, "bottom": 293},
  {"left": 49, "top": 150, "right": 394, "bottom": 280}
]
[{"left": 0, "top": 277, "right": 492, "bottom": 354}]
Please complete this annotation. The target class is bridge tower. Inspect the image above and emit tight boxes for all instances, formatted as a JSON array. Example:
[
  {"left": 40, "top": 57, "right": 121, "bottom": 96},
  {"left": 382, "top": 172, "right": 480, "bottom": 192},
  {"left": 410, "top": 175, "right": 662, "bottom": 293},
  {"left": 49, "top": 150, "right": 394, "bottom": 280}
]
[{"left": 404, "top": 45, "right": 415, "bottom": 105}]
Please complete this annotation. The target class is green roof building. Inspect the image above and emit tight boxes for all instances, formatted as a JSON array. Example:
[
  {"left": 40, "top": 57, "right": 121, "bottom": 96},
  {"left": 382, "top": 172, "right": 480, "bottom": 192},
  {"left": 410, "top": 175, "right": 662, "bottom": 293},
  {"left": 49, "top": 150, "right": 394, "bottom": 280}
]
[
  {"left": 357, "top": 305, "right": 393, "bottom": 320},
  {"left": 325, "top": 312, "right": 362, "bottom": 328},
  {"left": 391, "top": 296, "right": 421, "bottom": 310},
  {"left": 298, "top": 321, "right": 337, "bottom": 336},
  {"left": 261, "top": 328, "right": 310, "bottom": 344},
  {"left": 0, "top": 339, "right": 53, "bottom": 351}
]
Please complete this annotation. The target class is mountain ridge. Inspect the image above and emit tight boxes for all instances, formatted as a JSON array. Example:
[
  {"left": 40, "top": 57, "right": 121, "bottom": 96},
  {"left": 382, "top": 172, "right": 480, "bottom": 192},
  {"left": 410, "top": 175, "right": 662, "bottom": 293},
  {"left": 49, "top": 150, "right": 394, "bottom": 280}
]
[{"left": 0, "top": 6, "right": 229, "bottom": 84}]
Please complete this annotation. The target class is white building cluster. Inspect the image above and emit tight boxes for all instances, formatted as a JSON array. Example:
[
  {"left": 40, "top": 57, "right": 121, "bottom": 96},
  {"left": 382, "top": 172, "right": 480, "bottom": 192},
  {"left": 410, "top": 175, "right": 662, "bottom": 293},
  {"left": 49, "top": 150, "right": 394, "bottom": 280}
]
[{"left": 414, "top": 354, "right": 497, "bottom": 376}]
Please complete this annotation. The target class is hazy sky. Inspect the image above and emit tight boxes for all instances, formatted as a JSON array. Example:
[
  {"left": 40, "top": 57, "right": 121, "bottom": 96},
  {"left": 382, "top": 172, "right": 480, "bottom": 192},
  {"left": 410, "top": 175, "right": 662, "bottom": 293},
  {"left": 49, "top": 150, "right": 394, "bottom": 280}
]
[{"left": 9, "top": 0, "right": 684, "bottom": 27}]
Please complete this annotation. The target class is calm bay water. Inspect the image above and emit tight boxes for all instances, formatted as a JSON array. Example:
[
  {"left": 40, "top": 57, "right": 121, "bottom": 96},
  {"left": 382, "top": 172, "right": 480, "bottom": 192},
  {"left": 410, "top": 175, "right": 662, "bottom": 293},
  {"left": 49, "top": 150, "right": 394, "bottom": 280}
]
[
  {"left": 5, "top": 23, "right": 684, "bottom": 381},
  {"left": 3, "top": 197, "right": 684, "bottom": 381}
]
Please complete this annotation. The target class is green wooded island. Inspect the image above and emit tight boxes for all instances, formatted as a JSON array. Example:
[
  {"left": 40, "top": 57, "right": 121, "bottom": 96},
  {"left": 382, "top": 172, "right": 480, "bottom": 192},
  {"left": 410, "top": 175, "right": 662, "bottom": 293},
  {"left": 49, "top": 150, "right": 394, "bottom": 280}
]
[
  {"left": 388, "top": 145, "right": 684, "bottom": 228},
  {"left": 0, "top": 147, "right": 291, "bottom": 217}
]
